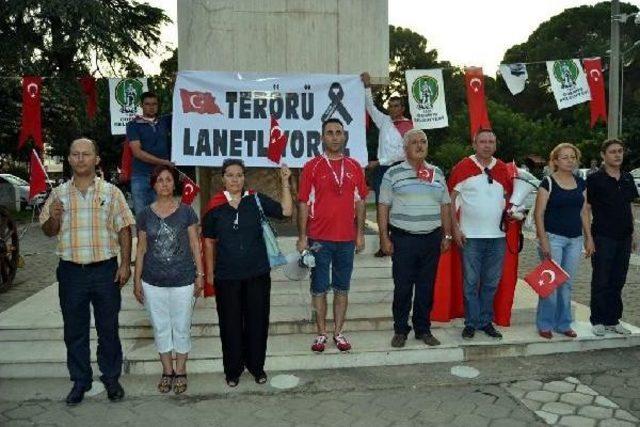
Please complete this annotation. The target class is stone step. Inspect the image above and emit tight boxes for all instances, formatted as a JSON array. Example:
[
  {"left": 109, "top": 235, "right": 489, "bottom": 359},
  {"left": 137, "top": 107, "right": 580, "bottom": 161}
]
[{"left": 1, "top": 321, "right": 638, "bottom": 378}]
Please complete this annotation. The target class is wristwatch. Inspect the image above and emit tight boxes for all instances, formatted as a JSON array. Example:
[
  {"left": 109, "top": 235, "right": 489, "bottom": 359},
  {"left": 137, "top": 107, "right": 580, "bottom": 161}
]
[{"left": 444, "top": 234, "right": 453, "bottom": 240}]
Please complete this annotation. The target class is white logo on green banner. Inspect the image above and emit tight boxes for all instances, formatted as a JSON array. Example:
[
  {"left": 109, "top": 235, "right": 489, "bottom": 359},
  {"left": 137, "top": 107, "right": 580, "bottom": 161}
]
[
  {"left": 405, "top": 69, "right": 448, "bottom": 129},
  {"left": 546, "top": 59, "right": 590, "bottom": 110},
  {"left": 109, "top": 78, "right": 148, "bottom": 135}
]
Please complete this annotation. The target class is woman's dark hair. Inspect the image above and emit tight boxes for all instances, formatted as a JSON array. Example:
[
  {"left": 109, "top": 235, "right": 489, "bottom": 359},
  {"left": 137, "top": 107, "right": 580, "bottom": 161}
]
[
  {"left": 150, "top": 165, "right": 181, "bottom": 196},
  {"left": 221, "top": 158, "right": 246, "bottom": 175}
]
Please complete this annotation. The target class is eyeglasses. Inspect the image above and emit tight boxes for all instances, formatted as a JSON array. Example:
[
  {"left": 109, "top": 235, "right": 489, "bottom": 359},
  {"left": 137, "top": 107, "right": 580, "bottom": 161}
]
[{"left": 484, "top": 167, "right": 493, "bottom": 184}]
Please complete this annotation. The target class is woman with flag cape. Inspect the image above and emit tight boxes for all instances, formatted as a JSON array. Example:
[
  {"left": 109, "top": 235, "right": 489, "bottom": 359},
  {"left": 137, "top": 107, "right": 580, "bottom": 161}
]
[{"left": 202, "top": 159, "right": 292, "bottom": 387}]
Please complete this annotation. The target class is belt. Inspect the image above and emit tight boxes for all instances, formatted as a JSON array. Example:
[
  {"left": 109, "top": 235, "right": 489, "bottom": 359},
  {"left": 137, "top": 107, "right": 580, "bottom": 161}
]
[
  {"left": 61, "top": 257, "right": 116, "bottom": 268},
  {"left": 389, "top": 225, "right": 441, "bottom": 237}
]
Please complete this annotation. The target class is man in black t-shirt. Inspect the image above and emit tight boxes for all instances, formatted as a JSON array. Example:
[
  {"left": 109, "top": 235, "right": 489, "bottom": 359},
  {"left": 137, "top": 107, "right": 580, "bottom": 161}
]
[{"left": 586, "top": 139, "right": 639, "bottom": 336}]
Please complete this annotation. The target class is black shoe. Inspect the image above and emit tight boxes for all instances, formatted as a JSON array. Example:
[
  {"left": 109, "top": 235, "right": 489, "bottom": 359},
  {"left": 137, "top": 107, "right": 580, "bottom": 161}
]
[
  {"left": 254, "top": 372, "right": 268, "bottom": 385},
  {"left": 66, "top": 382, "right": 91, "bottom": 406},
  {"left": 391, "top": 334, "right": 407, "bottom": 348},
  {"left": 374, "top": 249, "right": 387, "bottom": 258},
  {"left": 462, "top": 326, "right": 475, "bottom": 340},
  {"left": 103, "top": 380, "right": 125, "bottom": 402},
  {"left": 481, "top": 324, "right": 503, "bottom": 339},
  {"left": 416, "top": 333, "right": 441, "bottom": 346}
]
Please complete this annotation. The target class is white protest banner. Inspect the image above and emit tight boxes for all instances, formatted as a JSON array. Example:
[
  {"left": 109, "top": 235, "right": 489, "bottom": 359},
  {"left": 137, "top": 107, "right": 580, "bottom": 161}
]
[
  {"left": 171, "top": 71, "right": 366, "bottom": 168},
  {"left": 546, "top": 59, "right": 591, "bottom": 110},
  {"left": 108, "top": 78, "right": 148, "bottom": 135},
  {"left": 405, "top": 69, "right": 448, "bottom": 129}
]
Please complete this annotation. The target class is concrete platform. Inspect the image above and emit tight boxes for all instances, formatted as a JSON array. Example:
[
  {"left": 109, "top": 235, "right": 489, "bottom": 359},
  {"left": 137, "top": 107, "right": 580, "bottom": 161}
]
[{"left": 0, "top": 236, "right": 638, "bottom": 379}]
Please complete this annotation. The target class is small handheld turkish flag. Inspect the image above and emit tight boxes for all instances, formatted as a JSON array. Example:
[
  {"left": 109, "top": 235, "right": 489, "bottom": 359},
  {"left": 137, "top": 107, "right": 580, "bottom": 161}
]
[
  {"left": 181, "top": 175, "right": 200, "bottom": 205},
  {"left": 180, "top": 89, "right": 222, "bottom": 115},
  {"left": 267, "top": 116, "right": 288, "bottom": 164},
  {"left": 29, "top": 149, "right": 47, "bottom": 200},
  {"left": 524, "top": 258, "right": 570, "bottom": 298},
  {"left": 417, "top": 164, "right": 435, "bottom": 183}
]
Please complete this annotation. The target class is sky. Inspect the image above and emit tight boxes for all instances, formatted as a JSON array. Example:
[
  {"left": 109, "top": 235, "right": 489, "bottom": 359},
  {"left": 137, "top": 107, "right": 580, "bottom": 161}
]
[{"left": 141, "top": 0, "right": 638, "bottom": 76}]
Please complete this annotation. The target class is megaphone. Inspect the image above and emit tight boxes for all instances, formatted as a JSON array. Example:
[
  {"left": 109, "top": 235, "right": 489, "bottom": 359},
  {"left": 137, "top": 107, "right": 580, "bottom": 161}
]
[
  {"left": 282, "top": 243, "right": 322, "bottom": 281},
  {"left": 508, "top": 168, "right": 538, "bottom": 220}
]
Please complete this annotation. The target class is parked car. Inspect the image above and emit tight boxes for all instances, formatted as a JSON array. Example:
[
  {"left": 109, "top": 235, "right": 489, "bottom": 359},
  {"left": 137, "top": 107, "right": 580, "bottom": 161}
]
[{"left": 0, "top": 174, "right": 47, "bottom": 209}]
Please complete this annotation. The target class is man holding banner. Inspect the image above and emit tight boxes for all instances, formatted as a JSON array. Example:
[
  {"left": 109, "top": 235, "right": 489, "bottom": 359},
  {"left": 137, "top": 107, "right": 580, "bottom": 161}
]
[
  {"left": 297, "top": 118, "right": 368, "bottom": 353},
  {"left": 127, "top": 91, "right": 173, "bottom": 214},
  {"left": 361, "top": 72, "right": 413, "bottom": 257}
]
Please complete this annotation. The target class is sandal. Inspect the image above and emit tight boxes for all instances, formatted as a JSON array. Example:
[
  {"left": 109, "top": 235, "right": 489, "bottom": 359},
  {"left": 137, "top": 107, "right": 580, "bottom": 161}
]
[
  {"left": 254, "top": 372, "right": 267, "bottom": 385},
  {"left": 173, "top": 374, "right": 187, "bottom": 394},
  {"left": 157, "top": 372, "right": 174, "bottom": 394},
  {"left": 226, "top": 377, "right": 239, "bottom": 388}
]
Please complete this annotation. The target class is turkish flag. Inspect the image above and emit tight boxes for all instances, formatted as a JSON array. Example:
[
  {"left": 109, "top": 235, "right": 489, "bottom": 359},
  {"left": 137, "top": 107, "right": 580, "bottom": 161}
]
[
  {"left": 267, "top": 116, "right": 288, "bottom": 164},
  {"left": 18, "top": 76, "right": 43, "bottom": 151},
  {"left": 583, "top": 57, "right": 607, "bottom": 128},
  {"left": 181, "top": 175, "right": 200, "bottom": 205},
  {"left": 464, "top": 67, "right": 491, "bottom": 141},
  {"left": 417, "top": 164, "right": 435, "bottom": 183},
  {"left": 119, "top": 139, "right": 133, "bottom": 183},
  {"left": 180, "top": 89, "right": 222, "bottom": 114},
  {"left": 29, "top": 149, "right": 47, "bottom": 200},
  {"left": 524, "top": 258, "right": 569, "bottom": 298},
  {"left": 78, "top": 76, "right": 98, "bottom": 120}
]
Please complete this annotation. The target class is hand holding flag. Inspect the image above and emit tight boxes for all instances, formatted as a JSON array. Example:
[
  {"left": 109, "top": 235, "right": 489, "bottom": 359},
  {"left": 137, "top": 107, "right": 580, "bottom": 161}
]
[
  {"left": 179, "top": 171, "right": 200, "bottom": 205},
  {"left": 524, "top": 258, "right": 569, "bottom": 298},
  {"left": 267, "top": 116, "right": 288, "bottom": 164}
]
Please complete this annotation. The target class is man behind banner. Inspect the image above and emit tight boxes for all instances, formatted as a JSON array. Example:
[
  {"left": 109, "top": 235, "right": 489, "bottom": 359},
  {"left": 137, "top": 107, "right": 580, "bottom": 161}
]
[
  {"left": 361, "top": 72, "right": 413, "bottom": 257},
  {"left": 126, "top": 91, "right": 173, "bottom": 214},
  {"left": 449, "top": 129, "right": 512, "bottom": 340},
  {"left": 378, "top": 129, "right": 452, "bottom": 348},
  {"left": 297, "top": 118, "right": 368, "bottom": 353}
]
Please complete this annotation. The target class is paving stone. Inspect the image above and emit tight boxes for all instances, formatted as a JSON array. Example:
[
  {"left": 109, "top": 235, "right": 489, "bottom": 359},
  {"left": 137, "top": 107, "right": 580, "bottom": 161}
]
[
  {"left": 543, "top": 381, "right": 575, "bottom": 393},
  {"left": 615, "top": 409, "right": 639, "bottom": 422},
  {"left": 577, "top": 405, "right": 613, "bottom": 419},
  {"left": 595, "top": 395, "right": 619, "bottom": 409},
  {"left": 490, "top": 419, "right": 528, "bottom": 427},
  {"left": 451, "top": 413, "right": 490, "bottom": 427},
  {"left": 511, "top": 380, "right": 543, "bottom": 391},
  {"left": 535, "top": 410, "right": 559, "bottom": 424},
  {"left": 540, "top": 401, "right": 575, "bottom": 416},
  {"left": 559, "top": 392, "right": 594, "bottom": 406},
  {"left": 574, "top": 384, "right": 598, "bottom": 396},
  {"left": 557, "top": 415, "right": 596, "bottom": 427},
  {"left": 564, "top": 377, "right": 580, "bottom": 384},
  {"left": 525, "top": 390, "right": 559, "bottom": 403},
  {"left": 4, "top": 403, "right": 45, "bottom": 420},
  {"left": 520, "top": 398, "right": 541, "bottom": 411},
  {"left": 594, "top": 375, "right": 625, "bottom": 388},
  {"left": 473, "top": 403, "right": 510, "bottom": 419},
  {"left": 505, "top": 387, "right": 526, "bottom": 399},
  {"left": 599, "top": 419, "right": 637, "bottom": 427}
]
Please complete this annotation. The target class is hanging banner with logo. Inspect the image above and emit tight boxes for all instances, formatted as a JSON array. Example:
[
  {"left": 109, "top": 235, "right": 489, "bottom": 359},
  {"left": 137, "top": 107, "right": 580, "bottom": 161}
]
[
  {"left": 171, "top": 71, "right": 365, "bottom": 168},
  {"left": 499, "top": 63, "right": 528, "bottom": 95},
  {"left": 109, "top": 77, "right": 148, "bottom": 135},
  {"left": 546, "top": 59, "right": 591, "bottom": 110},
  {"left": 405, "top": 69, "right": 448, "bottom": 129}
]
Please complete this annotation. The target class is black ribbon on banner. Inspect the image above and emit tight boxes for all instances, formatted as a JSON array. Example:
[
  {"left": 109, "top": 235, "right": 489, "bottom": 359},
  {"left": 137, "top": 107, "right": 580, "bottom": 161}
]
[{"left": 321, "top": 82, "right": 353, "bottom": 124}]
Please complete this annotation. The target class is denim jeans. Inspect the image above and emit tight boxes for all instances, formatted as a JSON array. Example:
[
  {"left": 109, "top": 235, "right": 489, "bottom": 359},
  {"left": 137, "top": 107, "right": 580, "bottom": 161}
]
[
  {"left": 590, "top": 234, "right": 632, "bottom": 326},
  {"left": 57, "top": 258, "right": 122, "bottom": 386},
  {"left": 308, "top": 239, "right": 356, "bottom": 295},
  {"left": 131, "top": 174, "right": 156, "bottom": 215},
  {"left": 537, "top": 233, "right": 583, "bottom": 332},
  {"left": 461, "top": 238, "right": 506, "bottom": 329}
]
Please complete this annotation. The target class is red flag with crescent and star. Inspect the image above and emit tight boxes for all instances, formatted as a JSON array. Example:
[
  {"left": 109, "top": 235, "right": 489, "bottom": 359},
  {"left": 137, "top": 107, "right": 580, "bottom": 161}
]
[
  {"left": 29, "top": 149, "right": 47, "bottom": 200},
  {"left": 524, "top": 258, "right": 569, "bottom": 298},
  {"left": 78, "top": 75, "right": 98, "bottom": 120},
  {"left": 464, "top": 67, "right": 491, "bottom": 141},
  {"left": 18, "top": 76, "right": 43, "bottom": 151},
  {"left": 181, "top": 175, "right": 200, "bottom": 205},
  {"left": 583, "top": 58, "right": 607, "bottom": 128},
  {"left": 180, "top": 89, "right": 222, "bottom": 115},
  {"left": 267, "top": 116, "right": 288, "bottom": 164}
]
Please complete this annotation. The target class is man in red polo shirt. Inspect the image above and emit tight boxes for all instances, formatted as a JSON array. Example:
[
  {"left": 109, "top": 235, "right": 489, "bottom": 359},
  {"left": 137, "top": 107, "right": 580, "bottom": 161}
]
[{"left": 297, "top": 118, "right": 368, "bottom": 353}]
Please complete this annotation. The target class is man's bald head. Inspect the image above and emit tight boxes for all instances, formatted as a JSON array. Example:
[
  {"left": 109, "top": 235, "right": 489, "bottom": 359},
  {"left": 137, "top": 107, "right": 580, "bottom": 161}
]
[{"left": 70, "top": 138, "right": 99, "bottom": 156}]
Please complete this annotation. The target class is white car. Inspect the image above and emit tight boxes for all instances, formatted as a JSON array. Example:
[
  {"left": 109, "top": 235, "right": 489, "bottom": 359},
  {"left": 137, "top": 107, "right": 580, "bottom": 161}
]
[
  {"left": 630, "top": 168, "right": 640, "bottom": 194},
  {"left": 0, "top": 173, "right": 47, "bottom": 209}
]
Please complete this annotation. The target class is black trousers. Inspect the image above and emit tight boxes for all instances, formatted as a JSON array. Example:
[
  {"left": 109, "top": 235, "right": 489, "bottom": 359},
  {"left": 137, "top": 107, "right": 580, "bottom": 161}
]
[
  {"left": 590, "top": 234, "right": 632, "bottom": 326},
  {"left": 215, "top": 272, "right": 271, "bottom": 379},
  {"left": 390, "top": 227, "right": 441, "bottom": 336},
  {"left": 57, "top": 258, "right": 122, "bottom": 386}
]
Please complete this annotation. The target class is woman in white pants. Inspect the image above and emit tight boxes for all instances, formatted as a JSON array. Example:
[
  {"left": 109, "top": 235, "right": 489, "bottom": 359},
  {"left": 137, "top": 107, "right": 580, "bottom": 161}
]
[{"left": 134, "top": 166, "right": 204, "bottom": 394}]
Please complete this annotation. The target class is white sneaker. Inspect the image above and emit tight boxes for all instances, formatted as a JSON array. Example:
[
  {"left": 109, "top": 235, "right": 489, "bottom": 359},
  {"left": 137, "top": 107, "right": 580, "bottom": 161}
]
[
  {"left": 606, "top": 324, "right": 632, "bottom": 335},
  {"left": 592, "top": 324, "right": 606, "bottom": 336}
]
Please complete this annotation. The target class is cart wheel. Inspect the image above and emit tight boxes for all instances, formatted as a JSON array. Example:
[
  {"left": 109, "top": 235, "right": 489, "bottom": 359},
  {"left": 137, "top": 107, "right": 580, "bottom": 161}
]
[{"left": 0, "top": 206, "right": 19, "bottom": 291}]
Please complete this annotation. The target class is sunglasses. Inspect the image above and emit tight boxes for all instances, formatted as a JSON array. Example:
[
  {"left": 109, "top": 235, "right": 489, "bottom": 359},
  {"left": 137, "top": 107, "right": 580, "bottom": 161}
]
[{"left": 484, "top": 167, "right": 493, "bottom": 184}]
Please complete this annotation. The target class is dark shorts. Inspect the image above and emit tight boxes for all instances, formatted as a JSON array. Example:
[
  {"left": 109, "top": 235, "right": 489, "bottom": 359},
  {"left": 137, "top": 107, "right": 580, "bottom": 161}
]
[{"left": 309, "top": 239, "right": 356, "bottom": 296}]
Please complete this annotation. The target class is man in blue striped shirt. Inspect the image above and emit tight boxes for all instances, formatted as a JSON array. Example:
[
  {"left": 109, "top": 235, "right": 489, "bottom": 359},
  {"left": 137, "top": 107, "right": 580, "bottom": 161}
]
[{"left": 378, "top": 129, "right": 452, "bottom": 347}]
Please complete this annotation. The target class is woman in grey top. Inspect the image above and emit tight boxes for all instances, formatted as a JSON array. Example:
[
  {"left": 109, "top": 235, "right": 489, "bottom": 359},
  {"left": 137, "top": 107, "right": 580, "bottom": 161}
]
[{"left": 133, "top": 166, "right": 204, "bottom": 394}]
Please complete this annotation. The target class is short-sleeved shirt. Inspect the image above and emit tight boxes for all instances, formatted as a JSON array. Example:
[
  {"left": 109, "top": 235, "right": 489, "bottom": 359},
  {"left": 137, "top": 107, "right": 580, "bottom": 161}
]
[
  {"left": 39, "top": 177, "right": 135, "bottom": 264},
  {"left": 379, "top": 161, "right": 450, "bottom": 234},
  {"left": 136, "top": 203, "right": 198, "bottom": 287},
  {"left": 202, "top": 192, "right": 284, "bottom": 281},
  {"left": 449, "top": 156, "right": 511, "bottom": 239},
  {"left": 126, "top": 115, "right": 171, "bottom": 177},
  {"left": 587, "top": 168, "right": 638, "bottom": 240},
  {"left": 540, "top": 176, "right": 585, "bottom": 238},
  {"left": 298, "top": 156, "right": 368, "bottom": 242}
]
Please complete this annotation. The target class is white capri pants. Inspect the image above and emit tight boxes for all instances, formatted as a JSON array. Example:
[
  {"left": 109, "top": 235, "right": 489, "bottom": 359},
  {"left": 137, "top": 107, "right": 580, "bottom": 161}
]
[{"left": 142, "top": 281, "right": 195, "bottom": 354}]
